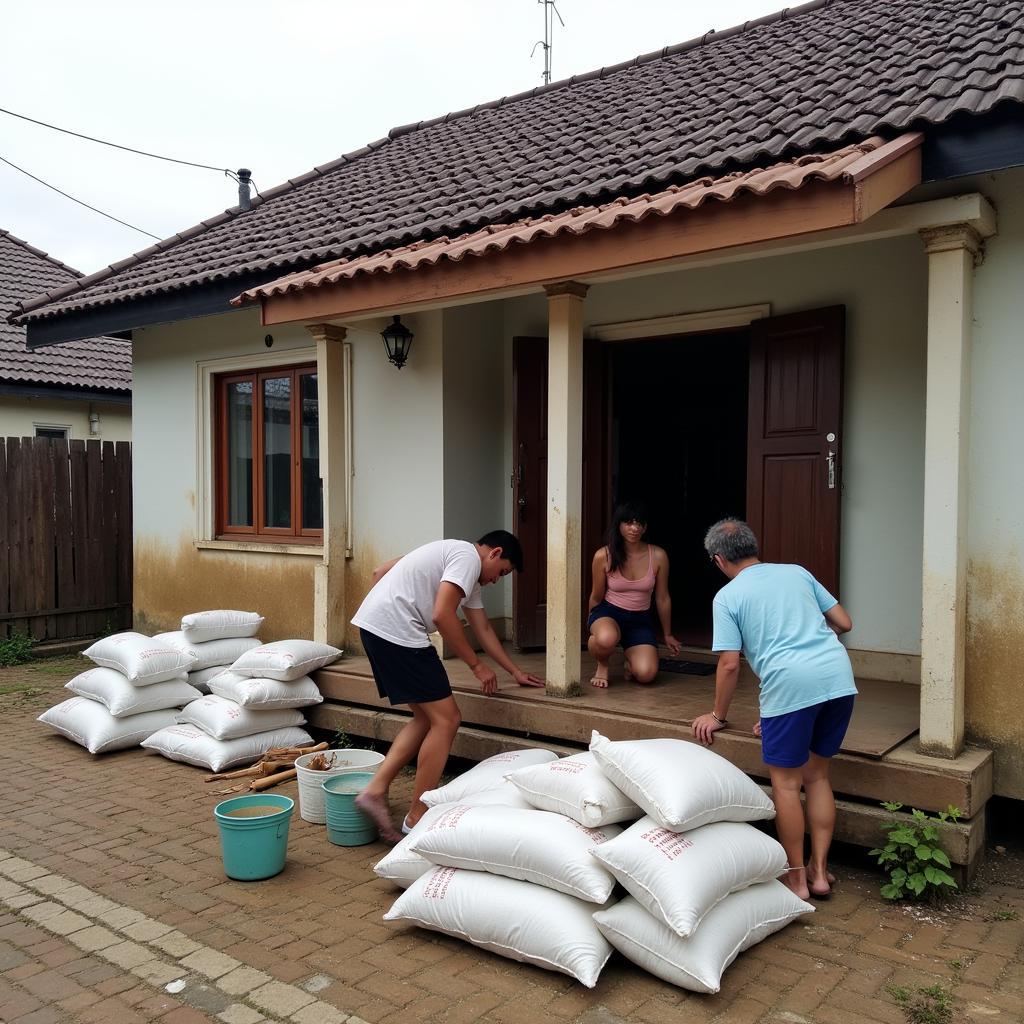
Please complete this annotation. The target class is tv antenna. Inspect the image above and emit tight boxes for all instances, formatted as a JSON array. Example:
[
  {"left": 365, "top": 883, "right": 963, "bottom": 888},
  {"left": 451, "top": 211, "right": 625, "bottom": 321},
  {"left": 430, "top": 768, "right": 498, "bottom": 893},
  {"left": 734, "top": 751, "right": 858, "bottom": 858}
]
[{"left": 531, "top": 0, "right": 565, "bottom": 85}]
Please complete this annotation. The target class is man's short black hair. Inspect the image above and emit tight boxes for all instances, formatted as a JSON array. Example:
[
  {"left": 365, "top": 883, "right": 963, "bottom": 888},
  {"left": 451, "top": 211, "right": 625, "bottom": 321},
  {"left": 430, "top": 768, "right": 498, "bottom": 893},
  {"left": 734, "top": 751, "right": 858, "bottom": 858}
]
[{"left": 478, "top": 529, "right": 524, "bottom": 572}]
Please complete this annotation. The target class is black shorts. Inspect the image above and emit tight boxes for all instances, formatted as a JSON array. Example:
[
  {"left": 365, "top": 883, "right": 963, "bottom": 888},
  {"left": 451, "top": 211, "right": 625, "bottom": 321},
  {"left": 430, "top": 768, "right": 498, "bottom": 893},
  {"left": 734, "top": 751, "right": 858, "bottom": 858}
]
[
  {"left": 359, "top": 628, "right": 452, "bottom": 706},
  {"left": 587, "top": 600, "right": 658, "bottom": 650}
]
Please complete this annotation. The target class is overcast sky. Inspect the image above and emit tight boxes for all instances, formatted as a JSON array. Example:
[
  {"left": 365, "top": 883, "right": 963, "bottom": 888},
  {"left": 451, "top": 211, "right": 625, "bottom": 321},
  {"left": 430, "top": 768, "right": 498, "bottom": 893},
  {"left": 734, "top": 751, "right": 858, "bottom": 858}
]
[{"left": 2, "top": 0, "right": 785, "bottom": 275}]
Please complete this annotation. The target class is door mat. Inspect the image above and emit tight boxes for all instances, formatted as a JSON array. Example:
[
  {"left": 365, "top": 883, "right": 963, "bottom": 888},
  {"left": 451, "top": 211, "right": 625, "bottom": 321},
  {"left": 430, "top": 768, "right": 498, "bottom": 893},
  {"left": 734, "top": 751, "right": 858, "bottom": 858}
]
[{"left": 659, "top": 659, "right": 716, "bottom": 676}]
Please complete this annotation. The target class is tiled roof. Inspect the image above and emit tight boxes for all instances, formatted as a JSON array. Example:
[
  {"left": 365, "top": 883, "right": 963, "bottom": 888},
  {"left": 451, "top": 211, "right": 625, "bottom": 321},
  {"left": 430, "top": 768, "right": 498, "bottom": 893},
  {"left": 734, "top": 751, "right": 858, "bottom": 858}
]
[
  {"left": 14, "top": 0, "right": 1024, "bottom": 326},
  {"left": 0, "top": 230, "right": 131, "bottom": 391},
  {"left": 236, "top": 134, "right": 919, "bottom": 303}
]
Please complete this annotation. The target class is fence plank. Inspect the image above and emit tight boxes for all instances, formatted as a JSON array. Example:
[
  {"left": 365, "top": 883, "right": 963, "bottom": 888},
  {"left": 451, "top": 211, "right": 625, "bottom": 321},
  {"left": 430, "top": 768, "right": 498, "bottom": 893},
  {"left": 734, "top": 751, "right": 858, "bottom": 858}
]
[
  {"left": 35, "top": 438, "right": 58, "bottom": 640},
  {"left": 7, "top": 440, "right": 28, "bottom": 635},
  {"left": 100, "top": 440, "right": 117, "bottom": 633},
  {"left": 69, "top": 439, "right": 89, "bottom": 639},
  {"left": 84, "top": 440, "right": 103, "bottom": 637},
  {"left": 115, "top": 441, "right": 133, "bottom": 631},
  {"left": 0, "top": 441, "right": 8, "bottom": 638},
  {"left": 52, "top": 440, "right": 76, "bottom": 640}
]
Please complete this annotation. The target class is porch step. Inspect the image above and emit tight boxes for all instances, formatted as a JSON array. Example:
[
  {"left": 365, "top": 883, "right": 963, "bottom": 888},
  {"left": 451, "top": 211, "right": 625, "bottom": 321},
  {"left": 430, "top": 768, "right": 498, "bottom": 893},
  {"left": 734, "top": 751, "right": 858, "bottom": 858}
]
[{"left": 308, "top": 700, "right": 985, "bottom": 880}]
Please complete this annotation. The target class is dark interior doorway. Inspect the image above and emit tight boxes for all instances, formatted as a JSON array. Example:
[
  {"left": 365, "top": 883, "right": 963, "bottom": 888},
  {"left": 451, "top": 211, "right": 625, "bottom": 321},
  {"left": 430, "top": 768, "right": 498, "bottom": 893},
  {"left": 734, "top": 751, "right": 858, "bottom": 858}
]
[{"left": 609, "top": 330, "right": 749, "bottom": 646}]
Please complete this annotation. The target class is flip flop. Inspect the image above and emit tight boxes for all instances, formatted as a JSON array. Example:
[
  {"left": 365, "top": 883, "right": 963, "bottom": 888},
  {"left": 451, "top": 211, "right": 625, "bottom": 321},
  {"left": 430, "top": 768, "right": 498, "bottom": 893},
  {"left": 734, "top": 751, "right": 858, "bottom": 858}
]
[{"left": 401, "top": 816, "right": 414, "bottom": 835}]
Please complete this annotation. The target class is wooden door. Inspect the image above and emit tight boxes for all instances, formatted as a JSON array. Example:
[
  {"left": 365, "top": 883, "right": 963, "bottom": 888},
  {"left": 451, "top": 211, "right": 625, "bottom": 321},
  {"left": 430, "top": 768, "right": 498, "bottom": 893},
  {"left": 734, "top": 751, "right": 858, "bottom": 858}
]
[
  {"left": 512, "top": 337, "right": 609, "bottom": 648},
  {"left": 747, "top": 306, "right": 844, "bottom": 595}
]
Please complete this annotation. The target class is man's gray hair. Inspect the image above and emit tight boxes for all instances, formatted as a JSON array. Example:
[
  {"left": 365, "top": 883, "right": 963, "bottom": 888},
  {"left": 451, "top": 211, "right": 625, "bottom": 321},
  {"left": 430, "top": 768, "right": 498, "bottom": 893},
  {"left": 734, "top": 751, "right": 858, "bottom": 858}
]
[{"left": 704, "top": 518, "right": 759, "bottom": 563}]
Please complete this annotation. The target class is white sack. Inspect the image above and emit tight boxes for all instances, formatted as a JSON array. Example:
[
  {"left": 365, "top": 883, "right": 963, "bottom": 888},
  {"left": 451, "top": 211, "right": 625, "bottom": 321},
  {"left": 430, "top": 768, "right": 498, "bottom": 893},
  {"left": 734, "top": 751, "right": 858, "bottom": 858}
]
[
  {"left": 209, "top": 670, "right": 323, "bottom": 709},
  {"left": 187, "top": 666, "right": 227, "bottom": 695},
  {"left": 505, "top": 751, "right": 641, "bottom": 826},
  {"left": 175, "top": 694, "right": 305, "bottom": 740},
  {"left": 65, "top": 668, "right": 200, "bottom": 717},
  {"left": 421, "top": 748, "right": 559, "bottom": 807},
  {"left": 385, "top": 866, "right": 613, "bottom": 988},
  {"left": 593, "top": 883, "right": 813, "bottom": 993},
  {"left": 590, "top": 818, "right": 788, "bottom": 936},
  {"left": 181, "top": 609, "right": 264, "bottom": 643},
  {"left": 589, "top": 731, "right": 775, "bottom": 832},
  {"left": 154, "top": 632, "right": 262, "bottom": 671},
  {"left": 38, "top": 698, "right": 179, "bottom": 754},
  {"left": 411, "top": 804, "right": 619, "bottom": 903},
  {"left": 83, "top": 632, "right": 194, "bottom": 685},
  {"left": 374, "top": 788, "right": 534, "bottom": 890},
  {"left": 230, "top": 639, "right": 342, "bottom": 681},
  {"left": 141, "top": 724, "right": 313, "bottom": 772}
]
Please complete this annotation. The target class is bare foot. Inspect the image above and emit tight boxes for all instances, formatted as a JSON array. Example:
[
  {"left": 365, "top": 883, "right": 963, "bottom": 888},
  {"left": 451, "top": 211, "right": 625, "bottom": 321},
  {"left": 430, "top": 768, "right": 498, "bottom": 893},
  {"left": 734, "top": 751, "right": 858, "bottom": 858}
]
[
  {"left": 590, "top": 666, "right": 610, "bottom": 689},
  {"left": 781, "top": 866, "right": 811, "bottom": 901},
  {"left": 354, "top": 792, "right": 403, "bottom": 843},
  {"left": 807, "top": 865, "right": 833, "bottom": 898}
]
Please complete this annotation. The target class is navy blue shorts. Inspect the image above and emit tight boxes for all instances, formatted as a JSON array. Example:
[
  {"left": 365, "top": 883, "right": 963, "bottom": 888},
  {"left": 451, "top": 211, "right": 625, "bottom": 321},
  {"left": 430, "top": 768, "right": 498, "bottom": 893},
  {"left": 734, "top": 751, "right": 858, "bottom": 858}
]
[
  {"left": 359, "top": 628, "right": 452, "bottom": 706},
  {"left": 760, "top": 695, "right": 856, "bottom": 768},
  {"left": 587, "top": 600, "right": 658, "bottom": 650}
]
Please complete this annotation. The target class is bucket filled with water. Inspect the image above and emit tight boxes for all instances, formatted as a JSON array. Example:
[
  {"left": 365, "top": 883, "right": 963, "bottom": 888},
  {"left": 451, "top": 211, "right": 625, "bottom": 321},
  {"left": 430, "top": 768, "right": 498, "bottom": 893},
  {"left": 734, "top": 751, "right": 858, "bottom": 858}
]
[
  {"left": 322, "top": 771, "right": 378, "bottom": 846},
  {"left": 214, "top": 794, "right": 294, "bottom": 880}
]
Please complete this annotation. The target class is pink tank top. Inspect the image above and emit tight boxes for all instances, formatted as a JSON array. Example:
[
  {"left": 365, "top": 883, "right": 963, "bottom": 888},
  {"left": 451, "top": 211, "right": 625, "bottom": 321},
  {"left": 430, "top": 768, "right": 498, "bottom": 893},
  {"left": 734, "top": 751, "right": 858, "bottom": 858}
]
[{"left": 605, "top": 546, "right": 656, "bottom": 612}]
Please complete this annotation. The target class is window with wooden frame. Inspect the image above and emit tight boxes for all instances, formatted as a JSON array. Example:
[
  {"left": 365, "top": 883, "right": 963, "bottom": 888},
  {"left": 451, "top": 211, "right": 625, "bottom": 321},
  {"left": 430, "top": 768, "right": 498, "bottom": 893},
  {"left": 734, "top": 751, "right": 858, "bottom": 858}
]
[{"left": 214, "top": 364, "right": 323, "bottom": 541}]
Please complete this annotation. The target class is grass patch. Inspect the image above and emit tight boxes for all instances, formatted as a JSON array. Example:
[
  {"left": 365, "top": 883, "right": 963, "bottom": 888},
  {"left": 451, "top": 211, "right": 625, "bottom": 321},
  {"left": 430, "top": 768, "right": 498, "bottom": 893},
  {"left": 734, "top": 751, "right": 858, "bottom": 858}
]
[
  {"left": 888, "top": 983, "right": 953, "bottom": 1024},
  {"left": 990, "top": 908, "right": 1019, "bottom": 922}
]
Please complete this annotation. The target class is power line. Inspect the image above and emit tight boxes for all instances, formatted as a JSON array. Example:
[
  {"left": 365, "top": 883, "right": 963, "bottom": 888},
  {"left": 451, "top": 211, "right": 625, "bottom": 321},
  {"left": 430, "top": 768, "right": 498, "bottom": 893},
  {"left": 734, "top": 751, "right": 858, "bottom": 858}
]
[
  {"left": 0, "top": 153, "right": 160, "bottom": 240},
  {"left": 0, "top": 105, "right": 230, "bottom": 174}
]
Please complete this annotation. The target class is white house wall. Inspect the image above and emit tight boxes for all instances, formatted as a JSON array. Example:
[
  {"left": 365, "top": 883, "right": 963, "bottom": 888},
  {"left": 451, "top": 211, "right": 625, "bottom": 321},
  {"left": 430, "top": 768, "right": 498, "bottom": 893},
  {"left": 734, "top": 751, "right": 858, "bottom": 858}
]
[
  {"left": 501, "top": 234, "right": 929, "bottom": 660},
  {"left": 0, "top": 395, "right": 131, "bottom": 441}
]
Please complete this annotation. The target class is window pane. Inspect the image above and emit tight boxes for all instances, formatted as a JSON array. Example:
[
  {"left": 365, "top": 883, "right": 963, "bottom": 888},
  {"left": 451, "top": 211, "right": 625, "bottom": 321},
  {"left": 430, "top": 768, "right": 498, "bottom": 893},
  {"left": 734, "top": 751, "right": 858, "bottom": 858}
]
[
  {"left": 301, "top": 373, "right": 323, "bottom": 531},
  {"left": 263, "top": 376, "right": 291, "bottom": 528},
  {"left": 226, "top": 381, "right": 253, "bottom": 526}
]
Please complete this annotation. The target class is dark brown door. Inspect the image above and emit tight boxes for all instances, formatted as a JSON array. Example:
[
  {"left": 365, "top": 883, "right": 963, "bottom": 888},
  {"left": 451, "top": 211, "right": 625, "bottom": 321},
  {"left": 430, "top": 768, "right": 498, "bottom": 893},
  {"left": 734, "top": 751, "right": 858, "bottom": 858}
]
[
  {"left": 747, "top": 306, "right": 844, "bottom": 595},
  {"left": 512, "top": 337, "right": 610, "bottom": 648}
]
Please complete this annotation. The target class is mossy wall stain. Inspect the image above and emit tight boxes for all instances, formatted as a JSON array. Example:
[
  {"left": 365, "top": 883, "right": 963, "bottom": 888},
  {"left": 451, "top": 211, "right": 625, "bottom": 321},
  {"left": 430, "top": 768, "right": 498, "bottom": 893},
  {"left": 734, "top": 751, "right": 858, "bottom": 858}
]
[
  {"left": 134, "top": 535, "right": 316, "bottom": 641},
  {"left": 966, "top": 556, "right": 1024, "bottom": 799}
]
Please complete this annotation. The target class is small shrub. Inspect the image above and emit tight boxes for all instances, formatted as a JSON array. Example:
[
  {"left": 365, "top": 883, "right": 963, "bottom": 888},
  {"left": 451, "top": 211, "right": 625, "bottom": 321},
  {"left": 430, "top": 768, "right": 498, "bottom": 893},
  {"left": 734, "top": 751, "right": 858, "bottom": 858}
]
[
  {"left": 870, "top": 802, "right": 960, "bottom": 901},
  {"left": 990, "top": 909, "right": 1019, "bottom": 922},
  {"left": 0, "top": 632, "right": 35, "bottom": 667},
  {"left": 888, "top": 982, "right": 953, "bottom": 1024},
  {"left": 330, "top": 728, "right": 352, "bottom": 749}
]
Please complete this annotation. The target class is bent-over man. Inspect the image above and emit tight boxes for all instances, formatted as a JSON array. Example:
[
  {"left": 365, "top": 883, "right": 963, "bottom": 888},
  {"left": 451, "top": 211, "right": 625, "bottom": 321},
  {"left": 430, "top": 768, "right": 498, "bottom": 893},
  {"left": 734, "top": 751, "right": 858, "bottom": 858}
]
[
  {"left": 693, "top": 518, "right": 856, "bottom": 900},
  {"left": 351, "top": 530, "right": 543, "bottom": 842}
]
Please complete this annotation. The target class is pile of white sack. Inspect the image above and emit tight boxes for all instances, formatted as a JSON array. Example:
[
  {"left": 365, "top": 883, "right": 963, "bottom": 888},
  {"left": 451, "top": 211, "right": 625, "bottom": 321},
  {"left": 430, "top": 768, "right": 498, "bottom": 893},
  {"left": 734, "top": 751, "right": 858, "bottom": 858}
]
[
  {"left": 155, "top": 609, "right": 265, "bottom": 693},
  {"left": 38, "top": 631, "right": 201, "bottom": 754},
  {"left": 143, "top": 637, "right": 340, "bottom": 772},
  {"left": 379, "top": 731, "right": 815, "bottom": 992}
]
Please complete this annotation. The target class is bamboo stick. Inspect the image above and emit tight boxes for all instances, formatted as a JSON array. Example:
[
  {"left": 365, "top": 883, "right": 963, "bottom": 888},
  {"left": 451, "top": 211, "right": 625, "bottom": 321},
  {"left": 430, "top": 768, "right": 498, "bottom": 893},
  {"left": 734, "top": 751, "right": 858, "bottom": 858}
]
[{"left": 250, "top": 768, "right": 298, "bottom": 791}]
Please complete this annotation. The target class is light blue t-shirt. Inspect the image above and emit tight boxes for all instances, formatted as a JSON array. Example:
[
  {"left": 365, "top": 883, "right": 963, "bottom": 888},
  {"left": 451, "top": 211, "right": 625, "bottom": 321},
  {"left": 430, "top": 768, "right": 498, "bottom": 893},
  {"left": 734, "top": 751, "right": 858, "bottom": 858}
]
[{"left": 711, "top": 562, "right": 857, "bottom": 718}]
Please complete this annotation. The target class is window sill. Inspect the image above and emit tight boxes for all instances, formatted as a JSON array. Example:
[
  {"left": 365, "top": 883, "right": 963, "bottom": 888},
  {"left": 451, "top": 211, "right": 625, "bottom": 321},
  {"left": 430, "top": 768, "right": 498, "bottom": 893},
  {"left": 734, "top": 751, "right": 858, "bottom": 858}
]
[{"left": 196, "top": 539, "right": 324, "bottom": 557}]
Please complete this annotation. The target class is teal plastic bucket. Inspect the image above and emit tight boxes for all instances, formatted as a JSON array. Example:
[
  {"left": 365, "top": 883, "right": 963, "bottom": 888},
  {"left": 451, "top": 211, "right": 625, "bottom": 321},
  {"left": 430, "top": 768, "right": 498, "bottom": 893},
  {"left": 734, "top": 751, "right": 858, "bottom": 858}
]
[
  {"left": 322, "top": 772, "right": 378, "bottom": 846},
  {"left": 214, "top": 794, "right": 294, "bottom": 880}
]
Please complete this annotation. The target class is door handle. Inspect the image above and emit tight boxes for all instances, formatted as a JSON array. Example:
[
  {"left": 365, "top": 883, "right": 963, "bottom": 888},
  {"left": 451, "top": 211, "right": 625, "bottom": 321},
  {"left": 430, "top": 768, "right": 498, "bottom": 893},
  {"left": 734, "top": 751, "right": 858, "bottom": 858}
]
[{"left": 827, "top": 449, "right": 836, "bottom": 490}]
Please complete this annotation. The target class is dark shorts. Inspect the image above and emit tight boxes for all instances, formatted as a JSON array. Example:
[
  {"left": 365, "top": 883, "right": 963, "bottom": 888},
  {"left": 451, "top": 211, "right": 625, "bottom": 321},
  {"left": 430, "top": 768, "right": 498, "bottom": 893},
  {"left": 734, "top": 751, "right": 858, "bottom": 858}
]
[
  {"left": 587, "top": 600, "right": 658, "bottom": 650},
  {"left": 760, "top": 694, "right": 856, "bottom": 768},
  {"left": 359, "top": 628, "right": 452, "bottom": 706}
]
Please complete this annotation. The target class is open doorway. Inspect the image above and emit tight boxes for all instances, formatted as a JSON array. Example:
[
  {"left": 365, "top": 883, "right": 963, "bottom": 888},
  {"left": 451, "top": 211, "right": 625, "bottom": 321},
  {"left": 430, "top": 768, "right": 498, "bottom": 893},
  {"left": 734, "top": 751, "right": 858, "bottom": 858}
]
[{"left": 609, "top": 330, "right": 749, "bottom": 647}]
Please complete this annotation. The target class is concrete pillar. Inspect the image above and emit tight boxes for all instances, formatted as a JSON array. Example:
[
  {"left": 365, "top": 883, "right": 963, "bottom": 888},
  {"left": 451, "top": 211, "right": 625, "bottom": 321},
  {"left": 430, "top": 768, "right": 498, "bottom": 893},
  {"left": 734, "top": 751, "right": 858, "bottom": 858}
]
[
  {"left": 918, "top": 224, "right": 983, "bottom": 758},
  {"left": 544, "top": 281, "right": 588, "bottom": 696},
  {"left": 306, "top": 323, "right": 348, "bottom": 647}
]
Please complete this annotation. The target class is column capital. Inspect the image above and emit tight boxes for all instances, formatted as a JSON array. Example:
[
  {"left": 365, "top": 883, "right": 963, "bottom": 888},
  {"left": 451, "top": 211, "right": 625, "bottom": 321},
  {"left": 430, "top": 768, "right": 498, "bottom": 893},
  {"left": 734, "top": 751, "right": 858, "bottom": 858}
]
[
  {"left": 544, "top": 280, "right": 590, "bottom": 300},
  {"left": 305, "top": 322, "right": 347, "bottom": 344},
  {"left": 919, "top": 223, "right": 985, "bottom": 265}
]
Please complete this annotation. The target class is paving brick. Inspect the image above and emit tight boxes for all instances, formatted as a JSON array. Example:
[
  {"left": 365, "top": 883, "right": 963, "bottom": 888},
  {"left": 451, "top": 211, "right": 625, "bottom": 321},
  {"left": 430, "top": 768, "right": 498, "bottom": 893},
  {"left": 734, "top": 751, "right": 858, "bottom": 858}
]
[
  {"left": 248, "top": 979, "right": 317, "bottom": 1015},
  {"left": 217, "top": 965, "right": 273, "bottom": 996},
  {"left": 217, "top": 1006, "right": 266, "bottom": 1024},
  {"left": 290, "top": 1002, "right": 351, "bottom": 1024},
  {"left": 180, "top": 948, "right": 243, "bottom": 980}
]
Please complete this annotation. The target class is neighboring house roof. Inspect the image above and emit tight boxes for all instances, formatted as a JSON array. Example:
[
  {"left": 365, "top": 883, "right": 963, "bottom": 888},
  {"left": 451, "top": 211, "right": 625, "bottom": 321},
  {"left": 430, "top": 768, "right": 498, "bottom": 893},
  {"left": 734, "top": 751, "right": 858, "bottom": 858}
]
[
  {"left": 13, "top": 0, "right": 1024, "bottom": 326},
  {"left": 236, "top": 134, "right": 919, "bottom": 303},
  {"left": 0, "top": 230, "right": 131, "bottom": 391}
]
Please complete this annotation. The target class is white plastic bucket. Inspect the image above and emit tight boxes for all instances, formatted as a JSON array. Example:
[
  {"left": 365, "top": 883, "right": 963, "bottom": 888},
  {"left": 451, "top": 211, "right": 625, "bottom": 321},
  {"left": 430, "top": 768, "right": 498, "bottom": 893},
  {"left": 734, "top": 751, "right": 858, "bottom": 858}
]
[{"left": 294, "top": 748, "right": 385, "bottom": 824}]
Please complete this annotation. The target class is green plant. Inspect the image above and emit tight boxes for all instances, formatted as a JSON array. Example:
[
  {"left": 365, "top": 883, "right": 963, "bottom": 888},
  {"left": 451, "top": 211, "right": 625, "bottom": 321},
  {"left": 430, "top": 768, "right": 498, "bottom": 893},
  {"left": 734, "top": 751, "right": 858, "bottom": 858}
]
[
  {"left": 887, "top": 982, "right": 953, "bottom": 1024},
  {"left": 990, "top": 908, "right": 1019, "bottom": 922},
  {"left": 0, "top": 631, "right": 35, "bottom": 667},
  {"left": 330, "top": 728, "right": 352, "bottom": 749},
  {"left": 870, "top": 802, "right": 960, "bottom": 901}
]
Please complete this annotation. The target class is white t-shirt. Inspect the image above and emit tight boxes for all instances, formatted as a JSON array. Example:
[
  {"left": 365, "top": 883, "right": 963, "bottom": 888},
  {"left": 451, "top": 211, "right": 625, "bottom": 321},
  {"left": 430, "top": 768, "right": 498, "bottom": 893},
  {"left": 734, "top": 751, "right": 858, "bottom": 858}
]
[{"left": 352, "top": 540, "right": 484, "bottom": 648}]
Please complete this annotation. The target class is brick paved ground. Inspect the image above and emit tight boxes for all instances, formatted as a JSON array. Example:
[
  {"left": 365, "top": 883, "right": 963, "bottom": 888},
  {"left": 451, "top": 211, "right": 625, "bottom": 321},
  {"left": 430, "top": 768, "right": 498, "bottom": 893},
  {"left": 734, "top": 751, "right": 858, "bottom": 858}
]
[{"left": 3, "top": 655, "right": 1022, "bottom": 1024}]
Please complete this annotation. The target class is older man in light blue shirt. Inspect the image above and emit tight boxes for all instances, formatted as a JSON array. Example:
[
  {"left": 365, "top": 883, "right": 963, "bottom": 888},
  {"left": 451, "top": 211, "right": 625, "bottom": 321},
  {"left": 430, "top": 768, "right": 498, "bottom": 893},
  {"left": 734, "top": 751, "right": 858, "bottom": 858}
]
[{"left": 692, "top": 518, "right": 856, "bottom": 902}]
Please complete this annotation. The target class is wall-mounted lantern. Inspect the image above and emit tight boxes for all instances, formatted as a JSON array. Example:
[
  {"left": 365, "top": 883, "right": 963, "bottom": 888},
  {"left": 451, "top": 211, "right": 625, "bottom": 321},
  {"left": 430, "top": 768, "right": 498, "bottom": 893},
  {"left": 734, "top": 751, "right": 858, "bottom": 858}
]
[{"left": 380, "top": 315, "right": 414, "bottom": 370}]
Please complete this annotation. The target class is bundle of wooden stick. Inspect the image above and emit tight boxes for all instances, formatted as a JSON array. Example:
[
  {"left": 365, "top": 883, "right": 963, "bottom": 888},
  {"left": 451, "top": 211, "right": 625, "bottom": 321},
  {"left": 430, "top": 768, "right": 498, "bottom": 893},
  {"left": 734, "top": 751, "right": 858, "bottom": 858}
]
[{"left": 205, "top": 741, "right": 328, "bottom": 793}]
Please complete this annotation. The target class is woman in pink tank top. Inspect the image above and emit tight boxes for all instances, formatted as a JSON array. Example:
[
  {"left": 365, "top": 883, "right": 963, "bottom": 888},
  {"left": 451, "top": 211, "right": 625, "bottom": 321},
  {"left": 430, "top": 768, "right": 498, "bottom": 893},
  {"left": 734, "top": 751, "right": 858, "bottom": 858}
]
[{"left": 587, "top": 500, "right": 682, "bottom": 687}]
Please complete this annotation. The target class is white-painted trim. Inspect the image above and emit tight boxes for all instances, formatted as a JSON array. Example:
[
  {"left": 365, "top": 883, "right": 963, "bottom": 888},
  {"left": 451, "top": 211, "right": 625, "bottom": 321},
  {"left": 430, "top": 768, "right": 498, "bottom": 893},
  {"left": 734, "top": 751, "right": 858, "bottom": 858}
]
[
  {"left": 194, "top": 539, "right": 323, "bottom": 557},
  {"left": 588, "top": 303, "right": 771, "bottom": 342},
  {"left": 344, "top": 340, "right": 354, "bottom": 559},
  {"left": 195, "top": 347, "right": 317, "bottom": 543}
]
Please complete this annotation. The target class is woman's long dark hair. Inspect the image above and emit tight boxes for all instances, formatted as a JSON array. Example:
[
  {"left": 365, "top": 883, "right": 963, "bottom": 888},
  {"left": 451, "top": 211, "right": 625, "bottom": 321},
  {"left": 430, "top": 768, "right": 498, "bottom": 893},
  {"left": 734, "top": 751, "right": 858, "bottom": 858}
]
[{"left": 605, "top": 499, "right": 649, "bottom": 573}]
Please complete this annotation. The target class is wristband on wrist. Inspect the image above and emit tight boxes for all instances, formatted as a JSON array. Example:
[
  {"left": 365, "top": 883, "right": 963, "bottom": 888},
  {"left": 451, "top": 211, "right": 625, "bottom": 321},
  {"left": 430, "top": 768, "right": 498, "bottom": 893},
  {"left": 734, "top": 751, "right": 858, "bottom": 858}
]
[{"left": 711, "top": 710, "right": 728, "bottom": 725}]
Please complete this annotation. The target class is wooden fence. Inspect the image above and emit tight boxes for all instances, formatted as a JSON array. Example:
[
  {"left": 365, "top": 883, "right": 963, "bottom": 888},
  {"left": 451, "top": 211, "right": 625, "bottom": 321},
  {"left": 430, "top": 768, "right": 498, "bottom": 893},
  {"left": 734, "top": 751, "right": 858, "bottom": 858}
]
[{"left": 0, "top": 437, "right": 132, "bottom": 643}]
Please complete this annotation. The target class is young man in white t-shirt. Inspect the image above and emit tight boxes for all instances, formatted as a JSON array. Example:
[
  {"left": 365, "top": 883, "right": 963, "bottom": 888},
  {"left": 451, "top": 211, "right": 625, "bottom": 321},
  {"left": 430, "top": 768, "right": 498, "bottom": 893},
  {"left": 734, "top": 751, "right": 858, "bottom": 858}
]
[{"left": 351, "top": 530, "right": 544, "bottom": 841}]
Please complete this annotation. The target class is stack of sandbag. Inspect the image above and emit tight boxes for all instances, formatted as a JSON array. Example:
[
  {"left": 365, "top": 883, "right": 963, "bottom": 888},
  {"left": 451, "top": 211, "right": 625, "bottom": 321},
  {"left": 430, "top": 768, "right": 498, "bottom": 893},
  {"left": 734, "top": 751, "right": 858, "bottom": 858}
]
[
  {"left": 155, "top": 609, "right": 265, "bottom": 693},
  {"left": 582, "top": 730, "right": 815, "bottom": 994},
  {"left": 38, "top": 632, "right": 199, "bottom": 754},
  {"left": 141, "top": 639, "right": 340, "bottom": 772},
  {"left": 381, "top": 748, "right": 620, "bottom": 988}
]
